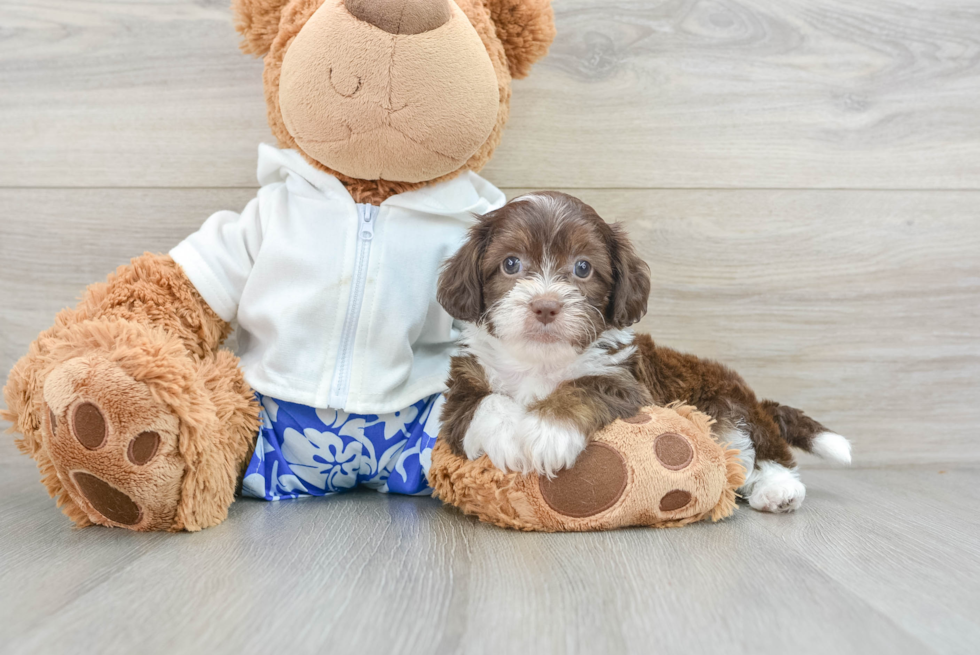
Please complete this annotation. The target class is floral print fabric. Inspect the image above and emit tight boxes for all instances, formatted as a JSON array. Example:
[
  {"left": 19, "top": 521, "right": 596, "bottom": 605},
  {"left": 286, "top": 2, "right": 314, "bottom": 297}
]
[{"left": 241, "top": 393, "right": 443, "bottom": 501}]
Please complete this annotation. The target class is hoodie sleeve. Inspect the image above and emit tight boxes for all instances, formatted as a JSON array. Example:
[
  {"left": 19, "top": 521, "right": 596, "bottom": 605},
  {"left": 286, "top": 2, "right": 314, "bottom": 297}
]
[{"left": 169, "top": 197, "right": 263, "bottom": 323}]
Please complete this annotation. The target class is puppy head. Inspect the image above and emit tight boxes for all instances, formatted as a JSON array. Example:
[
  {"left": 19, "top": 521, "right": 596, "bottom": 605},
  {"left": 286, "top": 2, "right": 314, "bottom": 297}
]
[{"left": 437, "top": 192, "right": 651, "bottom": 349}]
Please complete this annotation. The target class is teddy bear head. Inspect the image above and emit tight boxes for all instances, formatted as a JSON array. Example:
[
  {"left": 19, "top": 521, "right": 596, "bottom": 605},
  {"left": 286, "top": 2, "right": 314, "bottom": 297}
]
[{"left": 233, "top": 0, "right": 556, "bottom": 201}]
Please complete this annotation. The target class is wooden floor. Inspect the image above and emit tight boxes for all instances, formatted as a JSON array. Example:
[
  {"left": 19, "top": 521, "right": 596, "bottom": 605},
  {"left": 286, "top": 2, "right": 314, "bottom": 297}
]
[
  {"left": 1, "top": 438, "right": 978, "bottom": 655},
  {"left": 2, "top": 0, "right": 980, "bottom": 653}
]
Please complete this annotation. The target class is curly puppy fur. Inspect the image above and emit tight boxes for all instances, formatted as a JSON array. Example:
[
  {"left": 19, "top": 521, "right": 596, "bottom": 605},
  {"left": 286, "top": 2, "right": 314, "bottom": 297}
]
[{"left": 435, "top": 192, "right": 849, "bottom": 513}]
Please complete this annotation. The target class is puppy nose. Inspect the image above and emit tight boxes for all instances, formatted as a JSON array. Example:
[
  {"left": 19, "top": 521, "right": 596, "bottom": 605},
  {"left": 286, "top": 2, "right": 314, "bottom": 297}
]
[
  {"left": 345, "top": 0, "right": 452, "bottom": 35},
  {"left": 530, "top": 299, "right": 562, "bottom": 325}
]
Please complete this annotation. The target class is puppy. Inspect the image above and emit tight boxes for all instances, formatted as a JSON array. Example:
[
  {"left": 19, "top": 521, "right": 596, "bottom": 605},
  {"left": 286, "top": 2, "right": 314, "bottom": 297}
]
[{"left": 436, "top": 192, "right": 851, "bottom": 512}]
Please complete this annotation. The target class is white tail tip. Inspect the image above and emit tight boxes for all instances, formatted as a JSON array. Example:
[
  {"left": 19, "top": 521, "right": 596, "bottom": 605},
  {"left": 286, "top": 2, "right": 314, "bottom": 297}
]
[{"left": 812, "top": 432, "right": 852, "bottom": 465}]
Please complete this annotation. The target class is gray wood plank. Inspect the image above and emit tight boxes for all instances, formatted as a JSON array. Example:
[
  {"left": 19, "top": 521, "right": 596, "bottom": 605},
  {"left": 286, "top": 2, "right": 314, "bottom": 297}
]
[
  {"left": 3, "top": 436, "right": 972, "bottom": 655},
  {"left": 0, "top": 187, "right": 257, "bottom": 378},
  {"left": 526, "top": 188, "right": 980, "bottom": 466},
  {"left": 758, "top": 467, "right": 980, "bottom": 655},
  {"left": 3, "top": 188, "right": 978, "bottom": 465},
  {"left": 2, "top": 0, "right": 980, "bottom": 189}
]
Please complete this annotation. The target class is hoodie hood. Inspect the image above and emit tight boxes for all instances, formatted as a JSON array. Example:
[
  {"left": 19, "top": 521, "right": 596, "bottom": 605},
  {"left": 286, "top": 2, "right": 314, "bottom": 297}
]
[{"left": 256, "top": 143, "right": 505, "bottom": 221}]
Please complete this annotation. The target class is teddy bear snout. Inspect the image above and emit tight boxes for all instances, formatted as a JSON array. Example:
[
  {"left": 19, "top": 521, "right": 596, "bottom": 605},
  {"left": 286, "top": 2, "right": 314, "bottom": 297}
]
[
  {"left": 345, "top": 0, "right": 452, "bottom": 35},
  {"left": 277, "top": 0, "right": 500, "bottom": 182}
]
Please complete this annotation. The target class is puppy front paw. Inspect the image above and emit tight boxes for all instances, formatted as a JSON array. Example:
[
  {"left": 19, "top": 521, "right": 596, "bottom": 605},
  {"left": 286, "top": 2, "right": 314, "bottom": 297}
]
[
  {"left": 464, "top": 394, "right": 528, "bottom": 473},
  {"left": 520, "top": 413, "right": 587, "bottom": 478}
]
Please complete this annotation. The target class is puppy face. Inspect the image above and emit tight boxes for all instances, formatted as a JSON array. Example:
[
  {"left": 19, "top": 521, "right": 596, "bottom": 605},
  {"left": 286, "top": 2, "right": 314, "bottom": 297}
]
[{"left": 438, "top": 192, "right": 651, "bottom": 349}]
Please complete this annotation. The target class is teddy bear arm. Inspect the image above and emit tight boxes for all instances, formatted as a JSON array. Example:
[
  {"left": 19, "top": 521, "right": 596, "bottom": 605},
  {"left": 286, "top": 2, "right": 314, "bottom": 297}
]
[
  {"left": 1, "top": 253, "right": 249, "bottom": 530},
  {"left": 3, "top": 253, "right": 226, "bottom": 444},
  {"left": 72, "top": 253, "right": 232, "bottom": 358}
]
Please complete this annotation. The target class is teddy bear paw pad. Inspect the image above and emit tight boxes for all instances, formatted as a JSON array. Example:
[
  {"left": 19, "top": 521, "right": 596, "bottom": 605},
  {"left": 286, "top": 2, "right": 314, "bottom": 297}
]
[
  {"left": 127, "top": 431, "right": 161, "bottom": 465},
  {"left": 42, "top": 355, "right": 187, "bottom": 530},
  {"left": 72, "top": 402, "right": 108, "bottom": 450},
  {"left": 70, "top": 471, "right": 143, "bottom": 525},
  {"left": 653, "top": 432, "right": 693, "bottom": 470},
  {"left": 538, "top": 442, "right": 628, "bottom": 518},
  {"left": 659, "top": 489, "right": 693, "bottom": 512}
]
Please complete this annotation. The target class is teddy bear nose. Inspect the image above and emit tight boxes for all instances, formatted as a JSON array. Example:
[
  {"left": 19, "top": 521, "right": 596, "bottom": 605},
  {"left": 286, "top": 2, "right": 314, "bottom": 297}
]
[
  {"left": 345, "top": 0, "right": 452, "bottom": 35},
  {"left": 530, "top": 299, "right": 562, "bottom": 325}
]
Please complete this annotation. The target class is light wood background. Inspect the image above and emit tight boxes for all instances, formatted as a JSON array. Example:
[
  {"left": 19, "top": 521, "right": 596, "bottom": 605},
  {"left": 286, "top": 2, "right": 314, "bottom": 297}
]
[
  {"left": 2, "top": 0, "right": 979, "bottom": 464},
  {"left": 1, "top": 1, "right": 979, "bottom": 653}
]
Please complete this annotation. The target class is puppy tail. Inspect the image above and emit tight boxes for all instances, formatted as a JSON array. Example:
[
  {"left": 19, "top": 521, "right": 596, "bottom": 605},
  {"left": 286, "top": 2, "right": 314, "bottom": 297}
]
[{"left": 759, "top": 400, "right": 852, "bottom": 465}]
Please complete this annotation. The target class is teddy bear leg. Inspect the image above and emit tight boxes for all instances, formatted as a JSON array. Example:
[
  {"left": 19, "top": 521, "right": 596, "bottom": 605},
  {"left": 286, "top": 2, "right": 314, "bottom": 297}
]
[{"left": 18, "top": 319, "right": 259, "bottom": 531}]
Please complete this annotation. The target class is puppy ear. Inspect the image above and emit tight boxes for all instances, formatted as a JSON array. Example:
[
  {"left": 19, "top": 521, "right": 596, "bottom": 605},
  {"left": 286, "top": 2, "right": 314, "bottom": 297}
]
[
  {"left": 438, "top": 219, "right": 494, "bottom": 323},
  {"left": 483, "top": 0, "right": 556, "bottom": 79},
  {"left": 232, "top": 0, "right": 290, "bottom": 56},
  {"left": 605, "top": 223, "right": 651, "bottom": 328}
]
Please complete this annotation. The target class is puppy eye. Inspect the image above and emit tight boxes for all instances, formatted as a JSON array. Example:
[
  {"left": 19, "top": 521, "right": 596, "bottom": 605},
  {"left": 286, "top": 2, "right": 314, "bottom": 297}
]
[
  {"left": 502, "top": 256, "right": 522, "bottom": 275},
  {"left": 574, "top": 260, "right": 592, "bottom": 279}
]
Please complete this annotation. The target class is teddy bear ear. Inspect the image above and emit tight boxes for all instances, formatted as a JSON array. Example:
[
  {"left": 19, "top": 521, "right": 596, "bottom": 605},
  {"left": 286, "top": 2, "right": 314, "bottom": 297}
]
[
  {"left": 483, "top": 0, "right": 556, "bottom": 79},
  {"left": 232, "top": 0, "right": 291, "bottom": 56}
]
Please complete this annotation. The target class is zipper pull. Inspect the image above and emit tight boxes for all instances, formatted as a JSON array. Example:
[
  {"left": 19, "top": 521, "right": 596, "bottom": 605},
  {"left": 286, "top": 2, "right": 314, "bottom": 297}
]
[{"left": 358, "top": 205, "right": 377, "bottom": 241}]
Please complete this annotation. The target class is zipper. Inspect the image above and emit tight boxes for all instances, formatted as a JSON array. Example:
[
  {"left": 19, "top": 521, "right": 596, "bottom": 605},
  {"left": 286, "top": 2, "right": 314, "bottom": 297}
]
[{"left": 327, "top": 203, "right": 377, "bottom": 409}]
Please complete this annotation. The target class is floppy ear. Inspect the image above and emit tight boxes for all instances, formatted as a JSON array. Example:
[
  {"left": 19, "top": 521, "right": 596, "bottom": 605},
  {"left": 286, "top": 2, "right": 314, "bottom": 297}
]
[
  {"left": 605, "top": 223, "right": 651, "bottom": 328},
  {"left": 232, "top": 0, "right": 291, "bottom": 56},
  {"left": 483, "top": 0, "right": 556, "bottom": 79},
  {"left": 438, "top": 219, "right": 494, "bottom": 323}
]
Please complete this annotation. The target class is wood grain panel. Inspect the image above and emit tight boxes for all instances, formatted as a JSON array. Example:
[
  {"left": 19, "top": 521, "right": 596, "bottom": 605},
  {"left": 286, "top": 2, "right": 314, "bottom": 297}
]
[
  {"left": 515, "top": 188, "right": 980, "bottom": 465},
  {"left": 2, "top": 0, "right": 980, "bottom": 189},
  {"left": 2, "top": 188, "right": 978, "bottom": 464},
  {"left": 757, "top": 466, "right": 980, "bottom": 654},
  {"left": 1, "top": 442, "right": 975, "bottom": 655},
  {"left": 0, "top": 188, "right": 257, "bottom": 376}
]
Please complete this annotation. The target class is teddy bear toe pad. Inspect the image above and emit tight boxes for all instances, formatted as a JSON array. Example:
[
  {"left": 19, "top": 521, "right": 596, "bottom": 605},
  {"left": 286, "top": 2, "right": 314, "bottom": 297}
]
[
  {"left": 43, "top": 356, "right": 186, "bottom": 530},
  {"left": 654, "top": 432, "right": 693, "bottom": 470},
  {"left": 72, "top": 402, "right": 108, "bottom": 450}
]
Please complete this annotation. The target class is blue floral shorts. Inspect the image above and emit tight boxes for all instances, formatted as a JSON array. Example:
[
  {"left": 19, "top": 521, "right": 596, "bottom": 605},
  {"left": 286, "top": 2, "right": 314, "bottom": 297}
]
[{"left": 241, "top": 393, "right": 444, "bottom": 501}]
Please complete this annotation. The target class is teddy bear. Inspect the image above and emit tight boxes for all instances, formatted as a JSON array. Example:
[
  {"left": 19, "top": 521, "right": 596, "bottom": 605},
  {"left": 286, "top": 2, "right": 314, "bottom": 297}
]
[
  {"left": 2, "top": 0, "right": 558, "bottom": 532},
  {"left": 429, "top": 404, "right": 745, "bottom": 531}
]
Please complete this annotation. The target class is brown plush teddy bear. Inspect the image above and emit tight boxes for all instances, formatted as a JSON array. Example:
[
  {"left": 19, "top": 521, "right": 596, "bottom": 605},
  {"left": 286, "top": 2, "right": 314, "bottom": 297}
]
[
  {"left": 429, "top": 404, "right": 745, "bottom": 531},
  {"left": 2, "top": 0, "right": 556, "bottom": 531}
]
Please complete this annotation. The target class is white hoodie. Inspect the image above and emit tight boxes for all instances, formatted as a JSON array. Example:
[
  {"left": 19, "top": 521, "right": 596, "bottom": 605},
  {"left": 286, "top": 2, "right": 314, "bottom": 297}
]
[{"left": 170, "top": 145, "right": 506, "bottom": 413}]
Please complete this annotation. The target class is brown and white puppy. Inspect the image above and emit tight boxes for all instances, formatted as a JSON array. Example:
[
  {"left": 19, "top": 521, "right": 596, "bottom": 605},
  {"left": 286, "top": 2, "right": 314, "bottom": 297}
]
[{"left": 437, "top": 192, "right": 851, "bottom": 512}]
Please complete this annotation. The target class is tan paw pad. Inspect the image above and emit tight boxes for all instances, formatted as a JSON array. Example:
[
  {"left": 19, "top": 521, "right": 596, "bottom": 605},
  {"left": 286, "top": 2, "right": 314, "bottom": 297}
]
[
  {"left": 539, "top": 443, "right": 628, "bottom": 518},
  {"left": 72, "top": 402, "right": 107, "bottom": 450},
  {"left": 127, "top": 431, "right": 161, "bottom": 466},
  {"left": 622, "top": 412, "right": 652, "bottom": 425},
  {"left": 71, "top": 472, "right": 142, "bottom": 526},
  {"left": 654, "top": 432, "right": 693, "bottom": 470},
  {"left": 659, "top": 489, "right": 693, "bottom": 512}
]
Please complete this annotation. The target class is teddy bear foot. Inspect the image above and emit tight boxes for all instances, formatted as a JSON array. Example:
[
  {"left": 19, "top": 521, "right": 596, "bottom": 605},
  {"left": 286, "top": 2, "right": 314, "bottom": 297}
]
[{"left": 42, "top": 354, "right": 187, "bottom": 530}]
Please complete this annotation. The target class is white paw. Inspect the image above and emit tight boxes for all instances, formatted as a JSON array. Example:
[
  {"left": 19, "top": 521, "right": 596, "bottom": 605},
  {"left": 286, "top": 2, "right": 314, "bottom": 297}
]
[
  {"left": 464, "top": 394, "right": 528, "bottom": 473},
  {"left": 812, "top": 432, "right": 852, "bottom": 465},
  {"left": 743, "top": 462, "right": 806, "bottom": 513},
  {"left": 519, "top": 413, "right": 587, "bottom": 478}
]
